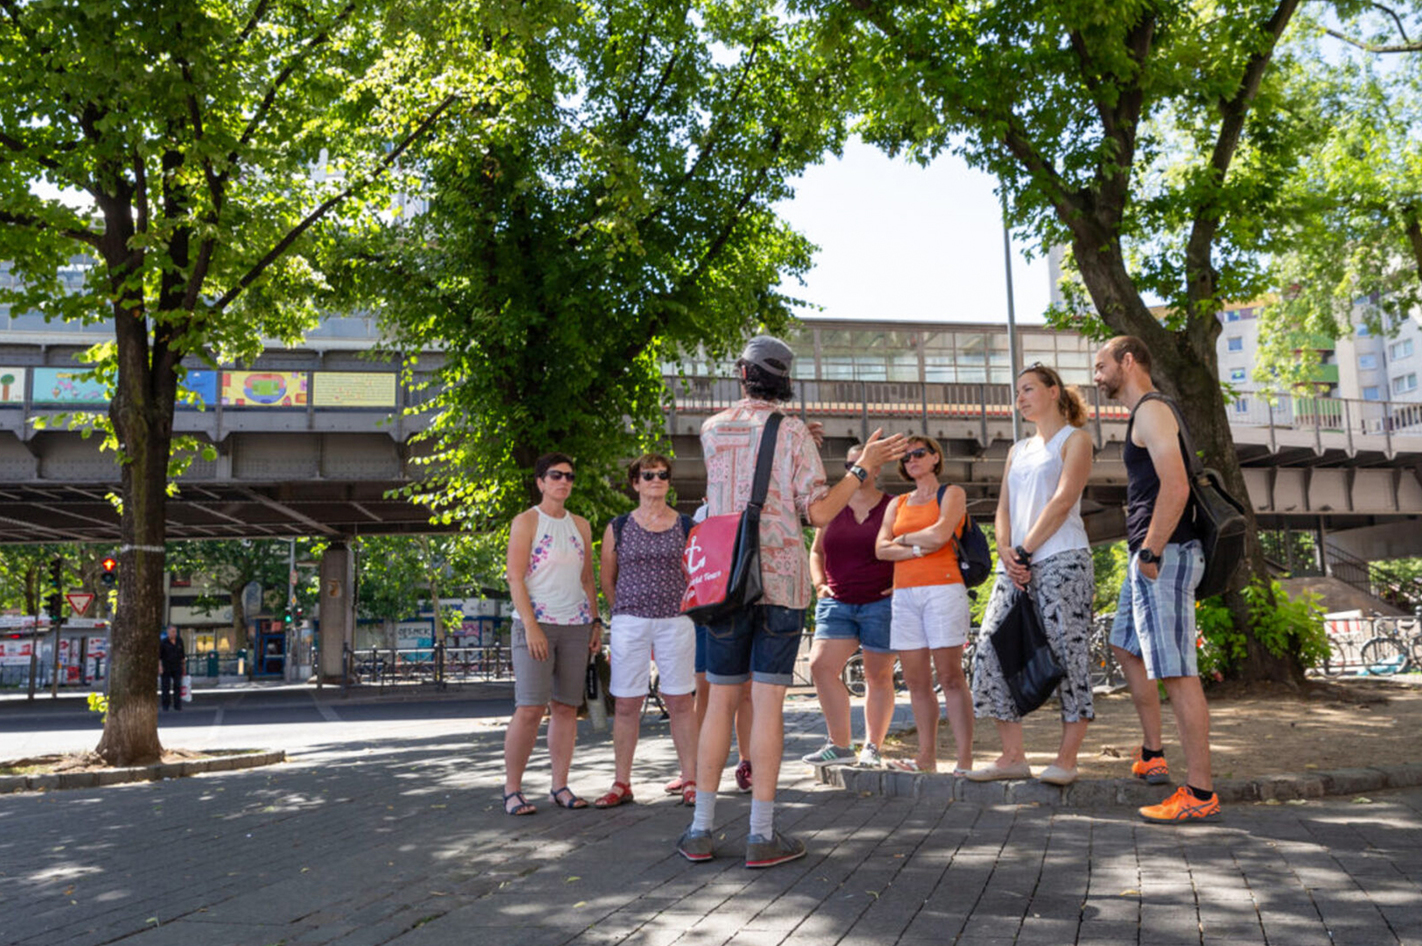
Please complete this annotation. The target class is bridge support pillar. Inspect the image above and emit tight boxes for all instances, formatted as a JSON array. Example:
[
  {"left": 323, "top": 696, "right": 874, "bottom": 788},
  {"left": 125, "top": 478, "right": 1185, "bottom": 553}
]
[{"left": 318, "top": 542, "right": 355, "bottom": 684}]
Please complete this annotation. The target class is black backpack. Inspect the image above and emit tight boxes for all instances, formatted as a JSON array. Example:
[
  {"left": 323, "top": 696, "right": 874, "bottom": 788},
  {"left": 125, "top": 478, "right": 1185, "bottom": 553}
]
[
  {"left": 1135, "top": 393, "right": 1248, "bottom": 598},
  {"left": 937, "top": 484, "right": 992, "bottom": 589}
]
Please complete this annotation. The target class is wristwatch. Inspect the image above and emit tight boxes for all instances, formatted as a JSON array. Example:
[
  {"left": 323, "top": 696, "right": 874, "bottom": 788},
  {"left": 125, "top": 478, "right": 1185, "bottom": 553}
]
[
  {"left": 1137, "top": 548, "right": 1161, "bottom": 565},
  {"left": 911, "top": 545, "right": 924, "bottom": 558},
  {"left": 847, "top": 464, "right": 868, "bottom": 483}
]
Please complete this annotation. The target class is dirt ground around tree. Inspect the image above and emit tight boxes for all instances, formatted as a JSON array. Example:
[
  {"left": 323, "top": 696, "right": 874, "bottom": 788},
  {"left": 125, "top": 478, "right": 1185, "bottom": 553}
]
[{"left": 879, "top": 676, "right": 1422, "bottom": 780}]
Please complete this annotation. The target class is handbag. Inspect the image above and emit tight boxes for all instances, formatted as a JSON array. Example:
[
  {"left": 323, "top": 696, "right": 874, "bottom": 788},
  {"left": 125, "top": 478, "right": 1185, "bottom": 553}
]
[
  {"left": 937, "top": 485, "right": 992, "bottom": 589},
  {"left": 1137, "top": 394, "right": 1249, "bottom": 598},
  {"left": 680, "top": 412, "right": 783, "bottom": 625},
  {"left": 989, "top": 589, "right": 1065, "bottom": 716}
]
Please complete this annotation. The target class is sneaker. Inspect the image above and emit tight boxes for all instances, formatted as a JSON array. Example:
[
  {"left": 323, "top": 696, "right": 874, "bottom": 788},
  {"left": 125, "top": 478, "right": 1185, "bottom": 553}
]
[
  {"left": 745, "top": 831, "right": 806, "bottom": 869},
  {"left": 857, "top": 743, "right": 883, "bottom": 768},
  {"left": 800, "top": 743, "right": 855, "bottom": 767},
  {"left": 1139, "top": 786, "right": 1221, "bottom": 823},
  {"left": 676, "top": 828, "right": 715, "bottom": 862},
  {"left": 734, "top": 759, "right": 752, "bottom": 793},
  {"left": 1131, "top": 748, "right": 1170, "bottom": 785}
]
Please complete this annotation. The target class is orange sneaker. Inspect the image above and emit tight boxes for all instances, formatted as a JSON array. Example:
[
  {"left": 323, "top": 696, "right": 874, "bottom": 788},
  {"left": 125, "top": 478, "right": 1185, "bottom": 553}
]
[
  {"left": 1139, "top": 786, "right": 1221, "bottom": 823},
  {"left": 1131, "top": 749, "right": 1170, "bottom": 785}
]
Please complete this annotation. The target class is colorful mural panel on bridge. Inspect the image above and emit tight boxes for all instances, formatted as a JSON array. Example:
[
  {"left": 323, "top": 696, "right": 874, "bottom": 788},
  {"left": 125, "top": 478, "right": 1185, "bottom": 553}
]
[
  {"left": 180, "top": 370, "right": 218, "bottom": 408},
  {"left": 220, "top": 371, "right": 308, "bottom": 407},
  {"left": 311, "top": 372, "right": 397, "bottom": 408},
  {"left": 0, "top": 369, "right": 26, "bottom": 404},
  {"left": 32, "top": 368, "right": 108, "bottom": 405}
]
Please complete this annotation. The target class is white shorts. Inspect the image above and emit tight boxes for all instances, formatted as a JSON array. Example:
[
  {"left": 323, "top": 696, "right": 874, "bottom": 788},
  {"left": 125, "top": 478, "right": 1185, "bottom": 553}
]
[
  {"left": 609, "top": 614, "right": 696, "bottom": 698},
  {"left": 891, "top": 583, "right": 971, "bottom": 651}
]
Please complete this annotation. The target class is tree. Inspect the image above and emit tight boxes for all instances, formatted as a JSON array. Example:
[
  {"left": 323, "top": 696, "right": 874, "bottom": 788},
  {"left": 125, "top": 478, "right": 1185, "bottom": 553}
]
[
  {"left": 1254, "top": 6, "right": 1422, "bottom": 376},
  {"left": 355, "top": 533, "right": 506, "bottom": 646},
  {"left": 804, "top": 0, "right": 1364, "bottom": 682},
  {"left": 342, "top": 0, "right": 847, "bottom": 530},
  {"left": 0, "top": 1, "right": 524, "bottom": 763},
  {"left": 165, "top": 539, "right": 323, "bottom": 650}
]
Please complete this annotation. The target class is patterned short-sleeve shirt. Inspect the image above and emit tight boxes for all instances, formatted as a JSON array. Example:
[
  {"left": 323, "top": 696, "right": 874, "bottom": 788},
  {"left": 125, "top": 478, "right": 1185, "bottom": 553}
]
[{"left": 701, "top": 399, "right": 829, "bottom": 609}]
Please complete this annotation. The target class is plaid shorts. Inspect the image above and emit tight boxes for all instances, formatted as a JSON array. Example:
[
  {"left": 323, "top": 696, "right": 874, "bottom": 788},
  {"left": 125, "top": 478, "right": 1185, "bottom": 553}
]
[{"left": 1110, "top": 541, "right": 1205, "bottom": 680}]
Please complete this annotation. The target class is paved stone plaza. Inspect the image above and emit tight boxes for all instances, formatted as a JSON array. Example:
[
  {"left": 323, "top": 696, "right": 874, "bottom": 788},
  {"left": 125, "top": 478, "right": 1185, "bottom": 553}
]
[{"left": 1, "top": 690, "right": 1419, "bottom": 945}]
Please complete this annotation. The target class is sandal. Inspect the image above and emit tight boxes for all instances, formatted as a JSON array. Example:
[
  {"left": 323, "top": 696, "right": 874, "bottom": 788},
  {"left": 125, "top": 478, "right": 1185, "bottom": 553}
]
[
  {"left": 549, "top": 786, "right": 588, "bottom": 809},
  {"left": 681, "top": 780, "right": 697, "bottom": 807},
  {"left": 503, "top": 791, "right": 536, "bottom": 816},
  {"left": 593, "top": 781, "right": 634, "bottom": 809},
  {"left": 887, "top": 759, "right": 930, "bottom": 773},
  {"left": 663, "top": 775, "right": 686, "bottom": 795}
]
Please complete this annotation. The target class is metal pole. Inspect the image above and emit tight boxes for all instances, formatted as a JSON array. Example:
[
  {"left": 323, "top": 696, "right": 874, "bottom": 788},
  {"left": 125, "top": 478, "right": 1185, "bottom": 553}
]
[{"left": 1002, "top": 197, "right": 1022, "bottom": 442}]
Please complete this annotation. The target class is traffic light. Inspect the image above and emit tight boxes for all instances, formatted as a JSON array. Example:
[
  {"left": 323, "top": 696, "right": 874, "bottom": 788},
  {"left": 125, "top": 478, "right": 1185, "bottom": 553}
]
[
  {"left": 46, "top": 557, "right": 63, "bottom": 622},
  {"left": 101, "top": 556, "right": 118, "bottom": 587}
]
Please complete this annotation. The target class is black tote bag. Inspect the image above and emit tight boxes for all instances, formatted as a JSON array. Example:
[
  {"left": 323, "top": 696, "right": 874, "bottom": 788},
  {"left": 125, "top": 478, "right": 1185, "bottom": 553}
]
[{"left": 989, "top": 589, "right": 1065, "bottom": 717}]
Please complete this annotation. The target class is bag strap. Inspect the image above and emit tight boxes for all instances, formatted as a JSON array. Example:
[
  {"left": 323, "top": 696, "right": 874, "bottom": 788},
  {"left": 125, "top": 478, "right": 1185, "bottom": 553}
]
[
  {"left": 936, "top": 483, "right": 970, "bottom": 557},
  {"left": 678, "top": 513, "right": 694, "bottom": 537},
  {"left": 748, "top": 412, "right": 784, "bottom": 511},
  {"left": 1133, "top": 392, "right": 1203, "bottom": 478},
  {"left": 612, "top": 512, "right": 630, "bottom": 549}
]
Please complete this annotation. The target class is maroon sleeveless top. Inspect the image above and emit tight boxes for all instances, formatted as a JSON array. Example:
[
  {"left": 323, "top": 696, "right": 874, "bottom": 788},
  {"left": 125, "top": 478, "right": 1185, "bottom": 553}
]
[{"left": 821, "top": 494, "right": 894, "bottom": 605}]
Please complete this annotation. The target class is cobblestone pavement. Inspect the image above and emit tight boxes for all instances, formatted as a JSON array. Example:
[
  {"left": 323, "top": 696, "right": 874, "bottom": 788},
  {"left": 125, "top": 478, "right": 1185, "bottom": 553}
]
[{"left": 1, "top": 695, "right": 1420, "bottom": 946}]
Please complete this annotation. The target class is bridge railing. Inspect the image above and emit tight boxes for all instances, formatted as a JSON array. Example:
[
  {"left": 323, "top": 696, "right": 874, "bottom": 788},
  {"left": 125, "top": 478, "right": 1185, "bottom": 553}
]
[{"left": 666, "top": 376, "right": 1422, "bottom": 453}]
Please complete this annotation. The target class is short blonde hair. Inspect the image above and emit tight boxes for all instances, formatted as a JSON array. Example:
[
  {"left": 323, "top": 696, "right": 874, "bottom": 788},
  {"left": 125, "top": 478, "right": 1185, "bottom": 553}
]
[{"left": 896, "top": 435, "right": 944, "bottom": 480}]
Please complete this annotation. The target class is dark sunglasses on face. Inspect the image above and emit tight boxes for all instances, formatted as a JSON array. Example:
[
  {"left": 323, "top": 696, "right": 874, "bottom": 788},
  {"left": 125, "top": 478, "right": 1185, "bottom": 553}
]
[
  {"left": 905, "top": 447, "right": 936, "bottom": 461},
  {"left": 544, "top": 470, "right": 575, "bottom": 482},
  {"left": 640, "top": 470, "right": 671, "bottom": 481}
]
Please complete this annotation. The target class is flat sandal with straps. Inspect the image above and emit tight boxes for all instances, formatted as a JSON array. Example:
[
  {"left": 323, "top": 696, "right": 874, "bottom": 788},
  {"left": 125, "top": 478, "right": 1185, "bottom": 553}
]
[{"left": 593, "top": 781, "right": 634, "bottom": 809}]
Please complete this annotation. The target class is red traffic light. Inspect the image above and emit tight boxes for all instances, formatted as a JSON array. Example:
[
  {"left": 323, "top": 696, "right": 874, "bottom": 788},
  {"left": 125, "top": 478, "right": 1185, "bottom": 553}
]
[{"left": 102, "top": 557, "right": 117, "bottom": 572}]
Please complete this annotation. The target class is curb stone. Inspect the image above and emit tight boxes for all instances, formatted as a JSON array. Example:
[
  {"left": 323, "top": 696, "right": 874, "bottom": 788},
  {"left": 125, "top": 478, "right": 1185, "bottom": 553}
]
[
  {"left": 1, "top": 749, "right": 285, "bottom": 794},
  {"left": 816, "top": 760, "right": 1422, "bottom": 807}
]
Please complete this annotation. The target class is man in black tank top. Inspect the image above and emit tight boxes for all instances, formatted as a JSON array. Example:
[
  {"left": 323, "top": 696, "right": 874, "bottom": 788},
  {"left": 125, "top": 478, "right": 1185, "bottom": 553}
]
[{"left": 1094, "top": 336, "right": 1220, "bottom": 823}]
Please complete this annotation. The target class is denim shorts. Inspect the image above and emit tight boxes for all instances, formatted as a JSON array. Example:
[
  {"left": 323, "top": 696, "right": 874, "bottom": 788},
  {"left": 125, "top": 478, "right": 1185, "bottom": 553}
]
[
  {"left": 694, "top": 623, "right": 709, "bottom": 675},
  {"left": 813, "top": 596, "right": 893, "bottom": 654},
  {"left": 1110, "top": 541, "right": 1205, "bottom": 680},
  {"left": 704, "top": 605, "right": 806, "bottom": 686}
]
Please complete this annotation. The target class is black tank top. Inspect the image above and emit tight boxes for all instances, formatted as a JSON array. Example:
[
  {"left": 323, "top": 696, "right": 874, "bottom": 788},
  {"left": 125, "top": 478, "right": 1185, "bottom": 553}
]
[{"left": 1124, "top": 395, "right": 1198, "bottom": 552}]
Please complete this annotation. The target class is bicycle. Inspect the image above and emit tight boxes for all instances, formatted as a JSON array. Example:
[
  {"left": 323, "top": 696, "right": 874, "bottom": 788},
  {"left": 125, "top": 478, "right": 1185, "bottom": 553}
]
[
  {"left": 1088, "top": 614, "right": 1123, "bottom": 690},
  {"left": 838, "top": 635, "right": 974, "bottom": 697},
  {"left": 1357, "top": 617, "right": 1422, "bottom": 675}
]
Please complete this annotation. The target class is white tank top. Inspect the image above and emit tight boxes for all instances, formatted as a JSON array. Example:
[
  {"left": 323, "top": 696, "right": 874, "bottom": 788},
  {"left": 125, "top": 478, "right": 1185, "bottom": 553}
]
[
  {"left": 523, "top": 508, "right": 592, "bottom": 625},
  {"left": 1005, "top": 424, "right": 1089, "bottom": 565}
]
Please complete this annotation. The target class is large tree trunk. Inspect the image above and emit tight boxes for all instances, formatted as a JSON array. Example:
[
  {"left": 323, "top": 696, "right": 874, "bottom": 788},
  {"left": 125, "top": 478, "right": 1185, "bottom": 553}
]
[{"left": 1072, "top": 231, "right": 1302, "bottom": 684}]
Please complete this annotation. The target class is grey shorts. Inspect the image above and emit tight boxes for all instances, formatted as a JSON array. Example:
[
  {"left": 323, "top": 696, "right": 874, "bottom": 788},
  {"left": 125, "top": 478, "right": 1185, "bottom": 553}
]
[{"left": 511, "top": 621, "right": 593, "bottom": 707}]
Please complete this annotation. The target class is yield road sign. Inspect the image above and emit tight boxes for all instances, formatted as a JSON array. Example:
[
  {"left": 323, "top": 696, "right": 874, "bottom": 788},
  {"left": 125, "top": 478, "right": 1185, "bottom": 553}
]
[{"left": 66, "top": 592, "right": 95, "bottom": 616}]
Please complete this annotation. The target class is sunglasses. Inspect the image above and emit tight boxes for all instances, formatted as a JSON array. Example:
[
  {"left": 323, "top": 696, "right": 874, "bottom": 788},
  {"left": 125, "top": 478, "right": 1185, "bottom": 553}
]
[
  {"left": 544, "top": 470, "right": 575, "bottom": 482},
  {"left": 904, "top": 447, "right": 936, "bottom": 461},
  {"left": 639, "top": 470, "right": 671, "bottom": 481}
]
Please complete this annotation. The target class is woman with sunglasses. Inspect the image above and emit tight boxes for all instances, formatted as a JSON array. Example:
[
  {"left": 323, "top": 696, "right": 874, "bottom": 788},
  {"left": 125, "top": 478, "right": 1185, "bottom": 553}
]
[
  {"left": 874, "top": 436, "right": 974, "bottom": 774},
  {"left": 594, "top": 454, "right": 699, "bottom": 808},
  {"left": 966, "top": 364, "right": 1094, "bottom": 786},
  {"left": 503, "top": 452, "right": 601, "bottom": 816}
]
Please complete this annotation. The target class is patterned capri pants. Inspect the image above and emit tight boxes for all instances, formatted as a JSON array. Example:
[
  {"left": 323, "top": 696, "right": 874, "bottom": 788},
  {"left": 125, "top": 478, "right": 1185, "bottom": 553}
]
[{"left": 971, "top": 547, "right": 1095, "bottom": 723}]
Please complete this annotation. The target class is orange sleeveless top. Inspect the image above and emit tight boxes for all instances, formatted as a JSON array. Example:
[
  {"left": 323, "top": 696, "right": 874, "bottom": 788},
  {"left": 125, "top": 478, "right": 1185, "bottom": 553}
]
[{"left": 891, "top": 494, "right": 964, "bottom": 589}]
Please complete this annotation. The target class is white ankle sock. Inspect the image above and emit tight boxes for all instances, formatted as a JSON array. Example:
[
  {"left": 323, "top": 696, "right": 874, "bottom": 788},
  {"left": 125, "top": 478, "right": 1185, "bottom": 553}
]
[
  {"left": 749, "top": 798, "right": 774, "bottom": 839},
  {"left": 691, "top": 790, "right": 717, "bottom": 832}
]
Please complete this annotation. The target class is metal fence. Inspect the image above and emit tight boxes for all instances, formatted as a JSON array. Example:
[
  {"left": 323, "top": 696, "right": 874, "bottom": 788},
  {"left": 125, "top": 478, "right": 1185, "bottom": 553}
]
[{"left": 344, "top": 643, "right": 513, "bottom": 691}]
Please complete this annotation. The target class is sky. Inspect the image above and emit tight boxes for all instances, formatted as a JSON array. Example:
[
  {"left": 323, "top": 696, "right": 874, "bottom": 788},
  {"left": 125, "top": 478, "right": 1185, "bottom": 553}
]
[{"left": 773, "top": 138, "right": 1053, "bottom": 327}]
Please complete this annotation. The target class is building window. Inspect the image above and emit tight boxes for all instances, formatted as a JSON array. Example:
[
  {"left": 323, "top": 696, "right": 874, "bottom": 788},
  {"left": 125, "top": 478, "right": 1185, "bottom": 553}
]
[
  {"left": 1390, "top": 339, "right": 1414, "bottom": 360},
  {"left": 1234, "top": 398, "right": 1250, "bottom": 414},
  {"left": 1226, "top": 336, "right": 1243, "bottom": 352},
  {"left": 1393, "top": 373, "right": 1417, "bottom": 395},
  {"left": 1359, "top": 354, "right": 1378, "bottom": 370},
  {"left": 1229, "top": 368, "right": 1246, "bottom": 382},
  {"left": 1357, "top": 323, "right": 1372, "bottom": 337},
  {"left": 1363, "top": 386, "right": 1381, "bottom": 401},
  {"left": 1225, "top": 309, "right": 1240, "bottom": 322}
]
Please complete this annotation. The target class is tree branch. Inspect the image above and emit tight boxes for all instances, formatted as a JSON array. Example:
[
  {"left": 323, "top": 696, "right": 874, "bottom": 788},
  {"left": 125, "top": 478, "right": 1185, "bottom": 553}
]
[
  {"left": 213, "top": 94, "right": 458, "bottom": 312},
  {"left": 0, "top": 131, "right": 63, "bottom": 172},
  {"left": 0, "top": 210, "right": 100, "bottom": 247},
  {"left": 221, "top": 1, "right": 357, "bottom": 186},
  {"left": 1183, "top": 0, "right": 1301, "bottom": 303},
  {"left": 1321, "top": 26, "right": 1422, "bottom": 52}
]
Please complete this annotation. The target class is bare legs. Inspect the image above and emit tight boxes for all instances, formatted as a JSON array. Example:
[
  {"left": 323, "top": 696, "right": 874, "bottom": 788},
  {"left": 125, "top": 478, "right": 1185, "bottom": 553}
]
[
  {"left": 897, "top": 648, "right": 939, "bottom": 770},
  {"left": 504, "top": 700, "right": 581, "bottom": 795},
  {"left": 934, "top": 645, "right": 974, "bottom": 772},
  {"left": 748, "top": 681, "right": 788, "bottom": 801},
  {"left": 808, "top": 638, "right": 858, "bottom": 747},
  {"left": 610, "top": 690, "right": 699, "bottom": 788},
  {"left": 1114, "top": 645, "right": 1213, "bottom": 790},
  {"left": 861, "top": 651, "right": 897, "bottom": 748},
  {"left": 695, "top": 673, "right": 752, "bottom": 765}
]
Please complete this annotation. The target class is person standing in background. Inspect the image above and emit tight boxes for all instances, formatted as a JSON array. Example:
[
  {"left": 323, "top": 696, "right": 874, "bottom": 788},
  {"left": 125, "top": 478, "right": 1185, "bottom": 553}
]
[{"left": 159, "top": 625, "right": 185, "bottom": 712}]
